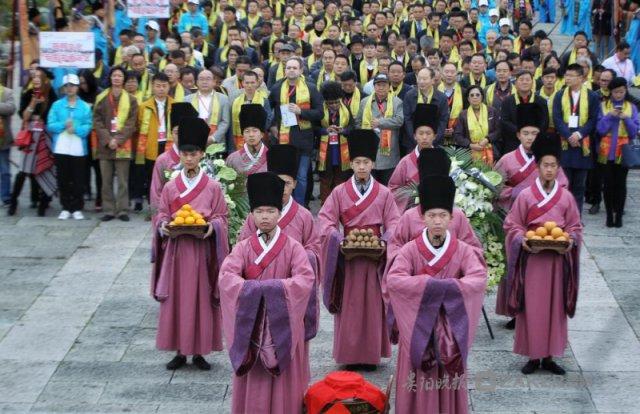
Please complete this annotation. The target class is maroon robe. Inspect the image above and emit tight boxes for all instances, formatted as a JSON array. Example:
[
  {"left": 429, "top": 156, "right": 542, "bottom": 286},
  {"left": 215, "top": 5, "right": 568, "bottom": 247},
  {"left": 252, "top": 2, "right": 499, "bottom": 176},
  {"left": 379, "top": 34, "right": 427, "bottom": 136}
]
[
  {"left": 153, "top": 170, "right": 229, "bottom": 355},
  {"left": 225, "top": 143, "right": 269, "bottom": 176},
  {"left": 385, "top": 231, "right": 487, "bottom": 414},
  {"left": 219, "top": 227, "right": 315, "bottom": 414},
  {"left": 318, "top": 176, "right": 400, "bottom": 365},
  {"left": 504, "top": 178, "right": 582, "bottom": 359},
  {"left": 493, "top": 145, "right": 569, "bottom": 316}
]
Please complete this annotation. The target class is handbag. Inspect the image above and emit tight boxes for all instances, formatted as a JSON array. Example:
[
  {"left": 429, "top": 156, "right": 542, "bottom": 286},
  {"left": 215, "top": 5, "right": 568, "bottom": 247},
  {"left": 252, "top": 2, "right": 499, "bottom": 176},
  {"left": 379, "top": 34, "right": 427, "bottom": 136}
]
[
  {"left": 621, "top": 137, "right": 640, "bottom": 169},
  {"left": 14, "top": 127, "right": 32, "bottom": 148}
]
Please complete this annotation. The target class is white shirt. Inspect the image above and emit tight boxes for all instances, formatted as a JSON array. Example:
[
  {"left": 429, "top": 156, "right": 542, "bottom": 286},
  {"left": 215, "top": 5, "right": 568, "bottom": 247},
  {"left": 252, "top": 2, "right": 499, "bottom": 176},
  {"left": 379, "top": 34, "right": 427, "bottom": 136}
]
[
  {"left": 197, "top": 92, "right": 214, "bottom": 120},
  {"left": 155, "top": 99, "right": 167, "bottom": 133},
  {"left": 602, "top": 54, "right": 635, "bottom": 85}
]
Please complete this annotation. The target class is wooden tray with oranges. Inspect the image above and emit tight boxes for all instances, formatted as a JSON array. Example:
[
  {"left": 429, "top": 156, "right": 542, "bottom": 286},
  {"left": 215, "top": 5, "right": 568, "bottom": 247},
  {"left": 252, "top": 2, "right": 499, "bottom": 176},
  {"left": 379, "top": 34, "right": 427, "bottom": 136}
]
[
  {"left": 525, "top": 221, "right": 571, "bottom": 254},
  {"left": 167, "top": 204, "right": 209, "bottom": 238}
]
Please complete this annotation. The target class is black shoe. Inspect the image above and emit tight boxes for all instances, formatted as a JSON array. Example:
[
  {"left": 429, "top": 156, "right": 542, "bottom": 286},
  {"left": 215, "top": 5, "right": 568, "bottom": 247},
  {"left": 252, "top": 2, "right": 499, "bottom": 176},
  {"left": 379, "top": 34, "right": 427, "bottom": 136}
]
[
  {"left": 192, "top": 355, "right": 211, "bottom": 371},
  {"left": 345, "top": 364, "right": 361, "bottom": 371},
  {"left": 166, "top": 355, "right": 187, "bottom": 370},
  {"left": 134, "top": 202, "right": 143, "bottom": 212},
  {"left": 8, "top": 199, "right": 16, "bottom": 216},
  {"left": 37, "top": 203, "right": 47, "bottom": 217},
  {"left": 541, "top": 358, "right": 566, "bottom": 375},
  {"left": 521, "top": 359, "right": 540, "bottom": 375},
  {"left": 118, "top": 214, "right": 130, "bottom": 222},
  {"left": 606, "top": 212, "right": 614, "bottom": 227},
  {"left": 505, "top": 318, "right": 516, "bottom": 330},
  {"left": 101, "top": 214, "right": 115, "bottom": 222},
  {"left": 588, "top": 204, "right": 600, "bottom": 215},
  {"left": 614, "top": 213, "right": 622, "bottom": 228},
  {"left": 360, "top": 364, "right": 377, "bottom": 372}
]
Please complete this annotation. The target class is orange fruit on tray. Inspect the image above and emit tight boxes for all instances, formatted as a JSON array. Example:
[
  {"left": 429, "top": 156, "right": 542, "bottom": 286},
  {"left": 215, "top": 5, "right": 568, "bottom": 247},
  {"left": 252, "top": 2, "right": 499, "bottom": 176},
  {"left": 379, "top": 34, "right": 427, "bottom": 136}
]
[
  {"left": 544, "top": 221, "right": 557, "bottom": 232},
  {"left": 543, "top": 235, "right": 554, "bottom": 240},
  {"left": 185, "top": 216, "right": 195, "bottom": 225},
  {"left": 525, "top": 230, "right": 536, "bottom": 239},
  {"left": 174, "top": 216, "right": 185, "bottom": 225},
  {"left": 195, "top": 218, "right": 206, "bottom": 225},
  {"left": 535, "top": 227, "right": 547, "bottom": 237},
  {"left": 550, "top": 227, "right": 564, "bottom": 238},
  {"left": 563, "top": 231, "right": 570, "bottom": 239},
  {"left": 531, "top": 235, "right": 542, "bottom": 240},
  {"left": 181, "top": 204, "right": 192, "bottom": 211},
  {"left": 555, "top": 236, "right": 567, "bottom": 241}
]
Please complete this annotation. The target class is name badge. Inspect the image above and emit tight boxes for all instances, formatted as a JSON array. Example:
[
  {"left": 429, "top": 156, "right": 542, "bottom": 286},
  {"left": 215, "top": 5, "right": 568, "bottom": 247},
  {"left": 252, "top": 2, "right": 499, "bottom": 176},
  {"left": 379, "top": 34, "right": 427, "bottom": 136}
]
[
  {"left": 110, "top": 117, "right": 118, "bottom": 133},
  {"left": 329, "top": 133, "right": 338, "bottom": 145},
  {"left": 158, "top": 131, "right": 166, "bottom": 142},
  {"left": 568, "top": 115, "right": 579, "bottom": 129}
]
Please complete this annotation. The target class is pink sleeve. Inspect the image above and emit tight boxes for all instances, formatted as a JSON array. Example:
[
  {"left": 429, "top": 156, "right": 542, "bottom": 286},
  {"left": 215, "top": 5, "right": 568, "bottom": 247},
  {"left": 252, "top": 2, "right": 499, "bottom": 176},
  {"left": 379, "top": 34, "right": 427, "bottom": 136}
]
[
  {"left": 452, "top": 245, "right": 488, "bottom": 347},
  {"left": 149, "top": 162, "right": 165, "bottom": 213}
]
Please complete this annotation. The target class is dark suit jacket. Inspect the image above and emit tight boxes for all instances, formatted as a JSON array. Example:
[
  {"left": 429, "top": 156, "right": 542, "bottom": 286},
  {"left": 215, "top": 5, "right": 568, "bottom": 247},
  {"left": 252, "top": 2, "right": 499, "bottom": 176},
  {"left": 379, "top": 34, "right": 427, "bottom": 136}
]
[
  {"left": 499, "top": 94, "right": 549, "bottom": 156},
  {"left": 402, "top": 87, "right": 450, "bottom": 148},
  {"left": 268, "top": 79, "right": 324, "bottom": 155}
]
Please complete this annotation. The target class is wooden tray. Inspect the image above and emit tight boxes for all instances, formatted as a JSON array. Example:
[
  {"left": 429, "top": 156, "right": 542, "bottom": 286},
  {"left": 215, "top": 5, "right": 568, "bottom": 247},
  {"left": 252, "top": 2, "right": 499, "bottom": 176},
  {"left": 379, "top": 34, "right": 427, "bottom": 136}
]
[
  {"left": 167, "top": 224, "right": 208, "bottom": 238},
  {"left": 526, "top": 238, "right": 570, "bottom": 254},
  {"left": 340, "top": 241, "right": 386, "bottom": 261}
]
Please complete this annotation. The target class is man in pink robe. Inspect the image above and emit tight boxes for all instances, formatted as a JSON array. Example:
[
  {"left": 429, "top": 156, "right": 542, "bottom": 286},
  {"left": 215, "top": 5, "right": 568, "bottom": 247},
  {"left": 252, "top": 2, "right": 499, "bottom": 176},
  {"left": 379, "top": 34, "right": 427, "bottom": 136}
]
[
  {"left": 504, "top": 134, "right": 582, "bottom": 375},
  {"left": 225, "top": 103, "right": 269, "bottom": 176},
  {"left": 149, "top": 103, "right": 198, "bottom": 276},
  {"left": 152, "top": 117, "right": 230, "bottom": 370},
  {"left": 237, "top": 144, "right": 321, "bottom": 382},
  {"left": 219, "top": 172, "right": 315, "bottom": 414},
  {"left": 318, "top": 129, "right": 400, "bottom": 370},
  {"left": 494, "top": 103, "right": 569, "bottom": 328},
  {"left": 385, "top": 175, "right": 487, "bottom": 414},
  {"left": 388, "top": 103, "right": 440, "bottom": 212}
]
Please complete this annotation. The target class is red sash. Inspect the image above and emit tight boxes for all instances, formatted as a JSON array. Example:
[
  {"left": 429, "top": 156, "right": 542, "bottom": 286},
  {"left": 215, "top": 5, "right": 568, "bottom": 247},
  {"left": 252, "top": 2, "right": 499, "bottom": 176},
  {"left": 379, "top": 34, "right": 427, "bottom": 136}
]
[
  {"left": 525, "top": 180, "right": 563, "bottom": 224},
  {"left": 341, "top": 179, "right": 380, "bottom": 224},
  {"left": 508, "top": 148, "right": 536, "bottom": 186},
  {"left": 416, "top": 232, "right": 459, "bottom": 276},
  {"left": 278, "top": 200, "right": 299, "bottom": 229},
  {"left": 169, "top": 172, "right": 209, "bottom": 214},
  {"left": 169, "top": 146, "right": 180, "bottom": 164},
  {"left": 245, "top": 231, "right": 287, "bottom": 279},
  {"left": 242, "top": 146, "right": 268, "bottom": 175}
]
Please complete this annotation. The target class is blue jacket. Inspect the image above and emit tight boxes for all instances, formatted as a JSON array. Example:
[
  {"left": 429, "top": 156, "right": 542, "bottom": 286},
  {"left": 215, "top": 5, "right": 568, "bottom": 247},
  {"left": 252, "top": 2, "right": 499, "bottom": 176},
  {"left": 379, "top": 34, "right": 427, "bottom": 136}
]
[
  {"left": 178, "top": 12, "right": 209, "bottom": 37},
  {"left": 47, "top": 96, "right": 93, "bottom": 156},
  {"left": 552, "top": 88, "right": 600, "bottom": 169}
]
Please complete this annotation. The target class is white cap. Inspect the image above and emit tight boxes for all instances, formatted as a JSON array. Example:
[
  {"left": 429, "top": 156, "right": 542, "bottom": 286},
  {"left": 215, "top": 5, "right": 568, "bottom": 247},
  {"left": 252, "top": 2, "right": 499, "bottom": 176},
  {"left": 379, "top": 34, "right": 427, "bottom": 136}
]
[
  {"left": 145, "top": 20, "right": 160, "bottom": 31},
  {"left": 499, "top": 18, "right": 511, "bottom": 27},
  {"left": 187, "top": 0, "right": 199, "bottom": 4},
  {"left": 63, "top": 74, "right": 80, "bottom": 86},
  {"left": 479, "top": 0, "right": 489, "bottom": 7},
  {"left": 489, "top": 8, "right": 499, "bottom": 17}
]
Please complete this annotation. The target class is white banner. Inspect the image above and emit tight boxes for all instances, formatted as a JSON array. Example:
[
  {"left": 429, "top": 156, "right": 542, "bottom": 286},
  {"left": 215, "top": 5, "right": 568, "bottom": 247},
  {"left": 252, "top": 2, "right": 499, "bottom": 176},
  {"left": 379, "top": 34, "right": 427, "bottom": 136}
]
[
  {"left": 39, "top": 32, "right": 95, "bottom": 68},
  {"left": 128, "top": 0, "right": 171, "bottom": 18}
]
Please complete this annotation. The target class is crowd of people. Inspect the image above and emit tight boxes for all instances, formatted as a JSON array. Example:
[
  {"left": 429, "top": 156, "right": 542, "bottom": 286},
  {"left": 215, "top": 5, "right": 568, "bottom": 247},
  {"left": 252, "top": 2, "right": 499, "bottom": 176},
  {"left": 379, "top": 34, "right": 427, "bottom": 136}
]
[{"left": 1, "top": 0, "right": 639, "bottom": 412}]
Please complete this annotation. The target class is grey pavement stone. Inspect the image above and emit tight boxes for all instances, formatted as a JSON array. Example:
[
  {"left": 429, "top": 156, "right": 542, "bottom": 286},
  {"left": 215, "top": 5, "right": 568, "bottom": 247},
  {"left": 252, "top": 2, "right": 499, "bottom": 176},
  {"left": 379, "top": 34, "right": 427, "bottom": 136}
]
[
  {"left": 29, "top": 403, "right": 159, "bottom": 413},
  {"left": 583, "top": 372, "right": 640, "bottom": 413},
  {"left": 0, "top": 324, "right": 83, "bottom": 362},
  {"left": 0, "top": 361, "right": 58, "bottom": 403},
  {"left": 0, "top": 403, "right": 32, "bottom": 413},
  {"left": 98, "top": 382, "right": 226, "bottom": 403},
  {"left": 156, "top": 402, "right": 223, "bottom": 413},
  {"left": 51, "top": 361, "right": 173, "bottom": 384},
  {"left": 63, "top": 343, "right": 128, "bottom": 362},
  {"left": 469, "top": 387, "right": 596, "bottom": 413},
  {"left": 36, "top": 381, "right": 106, "bottom": 404},
  {"left": 570, "top": 329, "right": 640, "bottom": 372}
]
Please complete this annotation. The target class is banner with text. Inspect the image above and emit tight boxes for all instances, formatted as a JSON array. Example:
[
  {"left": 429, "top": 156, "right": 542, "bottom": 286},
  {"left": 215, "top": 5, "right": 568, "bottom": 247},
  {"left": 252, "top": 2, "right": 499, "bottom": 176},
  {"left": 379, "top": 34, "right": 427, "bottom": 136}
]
[
  {"left": 39, "top": 32, "right": 95, "bottom": 68},
  {"left": 128, "top": 0, "right": 171, "bottom": 18}
]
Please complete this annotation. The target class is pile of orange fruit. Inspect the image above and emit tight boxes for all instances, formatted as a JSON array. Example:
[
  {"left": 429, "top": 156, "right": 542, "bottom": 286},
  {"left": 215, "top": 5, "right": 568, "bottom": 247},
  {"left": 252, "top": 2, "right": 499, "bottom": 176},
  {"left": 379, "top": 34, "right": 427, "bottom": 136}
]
[
  {"left": 170, "top": 204, "right": 206, "bottom": 226},
  {"left": 526, "top": 221, "right": 569, "bottom": 241}
]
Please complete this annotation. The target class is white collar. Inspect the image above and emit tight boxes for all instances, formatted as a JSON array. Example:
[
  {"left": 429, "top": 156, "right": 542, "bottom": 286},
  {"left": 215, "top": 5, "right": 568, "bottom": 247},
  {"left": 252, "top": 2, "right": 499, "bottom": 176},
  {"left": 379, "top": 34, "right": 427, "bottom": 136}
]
[
  {"left": 155, "top": 98, "right": 166, "bottom": 107},
  {"left": 280, "top": 197, "right": 293, "bottom": 219},
  {"left": 535, "top": 177, "right": 559, "bottom": 207},
  {"left": 179, "top": 168, "right": 204, "bottom": 195},
  {"left": 518, "top": 144, "right": 534, "bottom": 171},
  {"left": 254, "top": 226, "right": 282, "bottom": 264},
  {"left": 421, "top": 229, "right": 451, "bottom": 266},
  {"left": 414, "top": 146, "right": 421, "bottom": 158},
  {"left": 351, "top": 175, "right": 374, "bottom": 205},
  {"left": 198, "top": 91, "right": 214, "bottom": 99},
  {"left": 172, "top": 144, "right": 180, "bottom": 156},
  {"left": 244, "top": 142, "right": 264, "bottom": 162}
]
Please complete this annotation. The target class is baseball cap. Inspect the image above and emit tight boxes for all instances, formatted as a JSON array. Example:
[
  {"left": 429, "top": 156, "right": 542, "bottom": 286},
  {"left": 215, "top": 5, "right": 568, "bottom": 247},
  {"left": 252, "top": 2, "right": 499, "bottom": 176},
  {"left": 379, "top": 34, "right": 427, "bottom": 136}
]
[
  {"left": 145, "top": 21, "right": 160, "bottom": 31},
  {"left": 479, "top": 0, "right": 489, "bottom": 7},
  {"left": 279, "top": 44, "right": 295, "bottom": 53},
  {"left": 499, "top": 18, "right": 511, "bottom": 27},
  {"left": 187, "top": 0, "right": 199, "bottom": 4},
  {"left": 373, "top": 73, "right": 389, "bottom": 84},
  {"left": 63, "top": 74, "right": 80, "bottom": 86},
  {"left": 489, "top": 8, "right": 499, "bottom": 17}
]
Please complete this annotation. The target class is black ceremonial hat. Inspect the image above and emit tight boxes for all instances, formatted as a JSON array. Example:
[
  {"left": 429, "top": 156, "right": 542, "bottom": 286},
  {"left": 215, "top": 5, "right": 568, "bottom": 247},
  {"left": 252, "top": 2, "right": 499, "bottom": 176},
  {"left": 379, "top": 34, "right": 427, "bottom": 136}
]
[
  {"left": 418, "top": 147, "right": 451, "bottom": 179},
  {"left": 267, "top": 144, "right": 299, "bottom": 179},
  {"left": 347, "top": 129, "right": 379, "bottom": 161},
  {"left": 178, "top": 116, "right": 209, "bottom": 151},
  {"left": 516, "top": 103, "right": 545, "bottom": 131},
  {"left": 413, "top": 103, "right": 439, "bottom": 133},
  {"left": 240, "top": 103, "right": 267, "bottom": 132},
  {"left": 170, "top": 102, "right": 198, "bottom": 128},
  {"left": 419, "top": 175, "right": 456, "bottom": 213},
  {"left": 532, "top": 134, "right": 562, "bottom": 163},
  {"left": 247, "top": 172, "right": 285, "bottom": 211}
]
